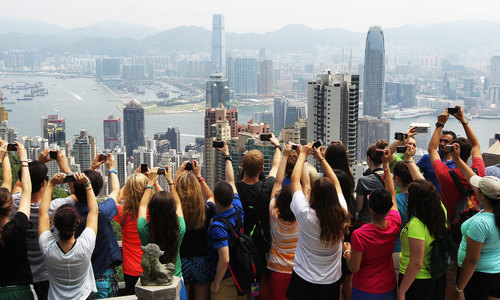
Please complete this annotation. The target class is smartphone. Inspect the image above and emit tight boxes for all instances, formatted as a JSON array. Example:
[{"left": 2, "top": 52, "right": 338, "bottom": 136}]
[
  {"left": 7, "top": 144, "right": 17, "bottom": 151},
  {"left": 157, "top": 167, "right": 166, "bottom": 175},
  {"left": 394, "top": 132, "right": 407, "bottom": 141},
  {"left": 442, "top": 145, "right": 454, "bottom": 153},
  {"left": 414, "top": 127, "right": 428, "bottom": 133},
  {"left": 99, "top": 154, "right": 108, "bottom": 162},
  {"left": 375, "top": 149, "right": 385, "bottom": 156},
  {"left": 260, "top": 133, "right": 272, "bottom": 141},
  {"left": 63, "top": 173, "right": 75, "bottom": 183},
  {"left": 291, "top": 144, "right": 298, "bottom": 150},
  {"left": 313, "top": 139, "right": 323, "bottom": 149},
  {"left": 140, "top": 164, "right": 148, "bottom": 173},
  {"left": 396, "top": 146, "right": 407, "bottom": 153},
  {"left": 49, "top": 151, "right": 58, "bottom": 159},
  {"left": 495, "top": 133, "right": 500, "bottom": 140},
  {"left": 185, "top": 161, "right": 193, "bottom": 171},
  {"left": 447, "top": 107, "right": 458, "bottom": 114},
  {"left": 213, "top": 141, "right": 224, "bottom": 148},
  {"left": 330, "top": 140, "right": 342, "bottom": 144}
]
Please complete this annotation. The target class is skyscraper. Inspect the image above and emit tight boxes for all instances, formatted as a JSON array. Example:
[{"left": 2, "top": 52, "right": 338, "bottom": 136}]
[
  {"left": 258, "top": 60, "right": 274, "bottom": 96},
  {"left": 234, "top": 57, "right": 258, "bottom": 98},
  {"left": 112, "top": 146, "right": 127, "bottom": 187},
  {"left": 363, "top": 26, "right": 385, "bottom": 118},
  {"left": 41, "top": 115, "right": 66, "bottom": 146},
  {"left": 166, "top": 127, "right": 181, "bottom": 152},
  {"left": 123, "top": 99, "right": 145, "bottom": 157},
  {"left": 307, "top": 71, "right": 360, "bottom": 164},
  {"left": 285, "top": 105, "right": 305, "bottom": 127},
  {"left": 206, "top": 73, "right": 230, "bottom": 108},
  {"left": 73, "top": 129, "right": 97, "bottom": 171},
  {"left": 103, "top": 115, "right": 121, "bottom": 150},
  {"left": 211, "top": 14, "right": 226, "bottom": 74},
  {"left": 273, "top": 97, "right": 286, "bottom": 132},
  {"left": 357, "top": 116, "right": 390, "bottom": 162}
]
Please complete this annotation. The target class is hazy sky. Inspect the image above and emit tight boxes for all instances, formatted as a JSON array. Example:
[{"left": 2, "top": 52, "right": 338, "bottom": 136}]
[{"left": 2, "top": 0, "right": 496, "bottom": 32}]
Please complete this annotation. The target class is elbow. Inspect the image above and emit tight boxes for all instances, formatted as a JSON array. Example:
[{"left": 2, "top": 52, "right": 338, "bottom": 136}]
[
  {"left": 348, "top": 264, "right": 360, "bottom": 274},
  {"left": 464, "top": 256, "right": 479, "bottom": 266},
  {"left": 411, "top": 259, "right": 423, "bottom": 270}
]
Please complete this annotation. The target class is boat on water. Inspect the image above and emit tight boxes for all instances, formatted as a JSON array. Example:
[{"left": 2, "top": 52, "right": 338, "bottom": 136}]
[{"left": 17, "top": 97, "right": 34, "bottom": 101}]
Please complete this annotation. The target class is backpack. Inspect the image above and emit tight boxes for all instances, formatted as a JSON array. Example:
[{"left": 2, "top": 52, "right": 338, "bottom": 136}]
[
  {"left": 426, "top": 232, "right": 457, "bottom": 281},
  {"left": 215, "top": 209, "right": 264, "bottom": 296},
  {"left": 236, "top": 180, "right": 272, "bottom": 264},
  {"left": 449, "top": 168, "right": 480, "bottom": 243}
]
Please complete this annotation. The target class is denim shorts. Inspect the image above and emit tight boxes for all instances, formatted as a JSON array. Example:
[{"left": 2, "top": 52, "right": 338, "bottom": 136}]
[{"left": 181, "top": 256, "right": 211, "bottom": 285}]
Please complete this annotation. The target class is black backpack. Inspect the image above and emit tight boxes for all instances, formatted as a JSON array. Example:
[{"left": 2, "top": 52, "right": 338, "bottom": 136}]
[
  {"left": 449, "top": 168, "right": 480, "bottom": 243},
  {"left": 426, "top": 232, "right": 457, "bottom": 281},
  {"left": 215, "top": 209, "right": 264, "bottom": 296}
]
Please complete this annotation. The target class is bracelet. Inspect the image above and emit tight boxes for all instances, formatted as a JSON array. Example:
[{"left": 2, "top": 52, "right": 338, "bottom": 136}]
[
  {"left": 146, "top": 185, "right": 154, "bottom": 190},
  {"left": 224, "top": 156, "right": 233, "bottom": 162},
  {"left": 456, "top": 286, "right": 464, "bottom": 293},
  {"left": 461, "top": 120, "right": 469, "bottom": 125},
  {"left": 108, "top": 169, "right": 118, "bottom": 175},
  {"left": 20, "top": 160, "right": 28, "bottom": 163},
  {"left": 343, "top": 249, "right": 351, "bottom": 258},
  {"left": 85, "top": 187, "right": 93, "bottom": 191},
  {"left": 198, "top": 177, "right": 205, "bottom": 183},
  {"left": 84, "top": 181, "right": 92, "bottom": 187},
  {"left": 274, "top": 145, "right": 282, "bottom": 151},
  {"left": 21, "top": 164, "right": 29, "bottom": 167},
  {"left": 168, "top": 180, "right": 174, "bottom": 185},
  {"left": 320, "top": 158, "right": 326, "bottom": 162}
]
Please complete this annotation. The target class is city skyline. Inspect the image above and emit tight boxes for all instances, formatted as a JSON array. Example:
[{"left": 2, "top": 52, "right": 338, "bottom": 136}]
[{"left": 1, "top": 0, "right": 498, "bottom": 33}]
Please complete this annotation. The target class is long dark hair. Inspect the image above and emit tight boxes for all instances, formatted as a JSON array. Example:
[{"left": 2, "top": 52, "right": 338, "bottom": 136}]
[
  {"left": 275, "top": 184, "right": 295, "bottom": 222},
  {"left": 310, "top": 177, "right": 350, "bottom": 245},
  {"left": 484, "top": 195, "right": 500, "bottom": 236},
  {"left": 148, "top": 191, "right": 179, "bottom": 265},
  {"left": 325, "top": 143, "right": 354, "bottom": 187},
  {"left": 334, "top": 169, "right": 355, "bottom": 223},
  {"left": 407, "top": 180, "right": 447, "bottom": 239},
  {"left": 0, "top": 187, "right": 13, "bottom": 246},
  {"left": 54, "top": 204, "right": 80, "bottom": 241}
]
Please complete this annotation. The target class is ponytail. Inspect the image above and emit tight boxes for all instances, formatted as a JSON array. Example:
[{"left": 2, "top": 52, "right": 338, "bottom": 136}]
[
  {"left": 0, "top": 187, "right": 13, "bottom": 246},
  {"left": 488, "top": 196, "right": 500, "bottom": 236}
]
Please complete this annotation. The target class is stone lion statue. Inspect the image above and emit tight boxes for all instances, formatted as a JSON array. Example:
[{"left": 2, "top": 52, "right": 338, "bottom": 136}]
[{"left": 140, "top": 243, "right": 175, "bottom": 286}]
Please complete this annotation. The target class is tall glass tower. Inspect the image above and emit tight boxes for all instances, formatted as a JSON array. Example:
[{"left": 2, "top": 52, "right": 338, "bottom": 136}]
[
  {"left": 123, "top": 99, "right": 145, "bottom": 157},
  {"left": 363, "top": 26, "right": 385, "bottom": 118},
  {"left": 211, "top": 14, "right": 226, "bottom": 75}
]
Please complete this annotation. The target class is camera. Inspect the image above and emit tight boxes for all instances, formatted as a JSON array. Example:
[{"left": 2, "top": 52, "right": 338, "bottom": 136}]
[
  {"left": 495, "top": 133, "right": 500, "bottom": 140},
  {"left": 313, "top": 139, "right": 323, "bottom": 149},
  {"left": 442, "top": 145, "right": 454, "bottom": 153},
  {"left": 394, "top": 132, "right": 407, "bottom": 141},
  {"left": 212, "top": 141, "right": 224, "bottom": 148},
  {"left": 140, "top": 164, "right": 148, "bottom": 173},
  {"left": 291, "top": 144, "right": 298, "bottom": 150},
  {"left": 63, "top": 173, "right": 75, "bottom": 183},
  {"left": 260, "top": 134, "right": 272, "bottom": 141},
  {"left": 185, "top": 161, "right": 193, "bottom": 171},
  {"left": 396, "top": 146, "right": 407, "bottom": 153},
  {"left": 49, "top": 151, "right": 58, "bottom": 159},
  {"left": 7, "top": 144, "right": 17, "bottom": 151},
  {"left": 158, "top": 167, "right": 167, "bottom": 175},
  {"left": 99, "top": 154, "right": 108, "bottom": 162},
  {"left": 447, "top": 107, "right": 458, "bottom": 114}
]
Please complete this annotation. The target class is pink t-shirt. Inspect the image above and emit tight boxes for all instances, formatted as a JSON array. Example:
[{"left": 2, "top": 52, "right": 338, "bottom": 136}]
[{"left": 351, "top": 210, "right": 401, "bottom": 294}]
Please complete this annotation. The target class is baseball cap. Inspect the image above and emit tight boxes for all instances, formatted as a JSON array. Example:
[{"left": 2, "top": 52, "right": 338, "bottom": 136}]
[{"left": 469, "top": 176, "right": 500, "bottom": 200}]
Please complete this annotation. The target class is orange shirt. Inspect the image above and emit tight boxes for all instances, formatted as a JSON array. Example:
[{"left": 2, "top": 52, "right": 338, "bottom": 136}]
[
  {"left": 114, "top": 204, "right": 143, "bottom": 276},
  {"left": 267, "top": 198, "right": 299, "bottom": 274}
]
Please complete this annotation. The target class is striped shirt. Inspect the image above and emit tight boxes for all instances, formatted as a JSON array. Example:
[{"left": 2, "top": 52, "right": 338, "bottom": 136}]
[{"left": 267, "top": 198, "right": 299, "bottom": 274}]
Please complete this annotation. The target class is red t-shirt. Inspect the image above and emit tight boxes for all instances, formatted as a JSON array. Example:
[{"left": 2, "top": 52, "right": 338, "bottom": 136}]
[
  {"left": 351, "top": 210, "right": 401, "bottom": 294},
  {"left": 433, "top": 157, "right": 485, "bottom": 222},
  {"left": 114, "top": 204, "right": 143, "bottom": 276}
]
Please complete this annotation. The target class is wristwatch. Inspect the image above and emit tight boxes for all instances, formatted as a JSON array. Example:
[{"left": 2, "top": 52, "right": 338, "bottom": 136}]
[
  {"left": 435, "top": 122, "right": 444, "bottom": 128},
  {"left": 274, "top": 145, "right": 282, "bottom": 151},
  {"left": 224, "top": 155, "right": 233, "bottom": 162}
]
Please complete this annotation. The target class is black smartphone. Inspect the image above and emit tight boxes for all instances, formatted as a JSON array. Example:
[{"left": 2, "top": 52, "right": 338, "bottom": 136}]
[
  {"left": 292, "top": 144, "right": 298, "bottom": 150},
  {"left": 260, "top": 133, "right": 272, "bottom": 141},
  {"left": 394, "top": 132, "right": 407, "bottom": 141},
  {"left": 7, "top": 144, "right": 17, "bottom": 151},
  {"left": 495, "top": 133, "right": 500, "bottom": 140},
  {"left": 140, "top": 164, "right": 148, "bottom": 173},
  {"left": 213, "top": 141, "right": 224, "bottom": 148},
  {"left": 442, "top": 145, "right": 454, "bottom": 153},
  {"left": 185, "top": 161, "right": 193, "bottom": 171},
  {"left": 99, "top": 154, "right": 107, "bottom": 162},
  {"left": 448, "top": 107, "right": 458, "bottom": 114},
  {"left": 157, "top": 167, "right": 166, "bottom": 175},
  {"left": 63, "top": 174, "right": 75, "bottom": 183},
  {"left": 396, "top": 146, "right": 407, "bottom": 153},
  {"left": 49, "top": 151, "right": 58, "bottom": 159},
  {"left": 313, "top": 139, "right": 323, "bottom": 149}
]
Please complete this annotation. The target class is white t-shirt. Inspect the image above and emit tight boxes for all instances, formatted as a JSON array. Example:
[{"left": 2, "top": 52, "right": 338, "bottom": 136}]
[
  {"left": 290, "top": 190, "right": 348, "bottom": 284},
  {"left": 39, "top": 227, "right": 97, "bottom": 300}
]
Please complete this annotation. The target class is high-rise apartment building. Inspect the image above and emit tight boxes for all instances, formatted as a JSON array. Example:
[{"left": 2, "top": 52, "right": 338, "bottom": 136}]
[
  {"left": 122, "top": 65, "right": 146, "bottom": 81},
  {"left": 385, "top": 82, "right": 416, "bottom": 107},
  {"left": 112, "top": 146, "right": 127, "bottom": 187},
  {"left": 258, "top": 60, "right": 274, "bottom": 96},
  {"left": 489, "top": 56, "right": 500, "bottom": 86},
  {"left": 166, "top": 127, "right": 181, "bottom": 152},
  {"left": 363, "top": 26, "right": 385, "bottom": 118},
  {"left": 211, "top": 14, "right": 226, "bottom": 74},
  {"left": 357, "top": 116, "right": 390, "bottom": 162},
  {"left": 103, "top": 115, "right": 121, "bottom": 150},
  {"left": 41, "top": 115, "right": 66, "bottom": 146},
  {"left": 206, "top": 73, "right": 230, "bottom": 108},
  {"left": 72, "top": 129, "right": 97, "bottom": 171},
  {"left": 252, "top": 111, "right": 273, "bottom": 127},
  {"left": 307, "top": 72, "right": 360, "bottom": 164},
  {"left": 285, "top": 105, "right": 306, "bottom": 127},
  {"left": 96, "top": 58, "right": 121, "bottom": 81},
  {"left": 133, "top": 146, "right": 154, "bottom": 171},
  {"left": 234, "top": 58, "right": 258, "bottom": 98},
  {"left": 273, "top": 97, "right": 286, "bottom": 132},
  {"left": 123, "top": 99, "right": 145, "bottom": 157}
]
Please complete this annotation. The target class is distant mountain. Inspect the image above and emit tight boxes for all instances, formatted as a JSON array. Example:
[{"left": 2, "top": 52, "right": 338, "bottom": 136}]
[
  {"left": 0, "top": 17, "right": 66, "bottom": 35},
  {"left": 1, "top": 20, "right": 500, "bottom": 56}
]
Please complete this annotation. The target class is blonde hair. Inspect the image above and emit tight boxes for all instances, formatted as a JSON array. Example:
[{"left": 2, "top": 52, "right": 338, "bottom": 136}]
[
  {"left": 175, "top": 172, "right": 205, "bottom": 230},
  {"left": 306, "top": 163, "right": 318, "bottom": 185},
  {"left": 121, "top": 173, "right": 148, "bottom": 219}
]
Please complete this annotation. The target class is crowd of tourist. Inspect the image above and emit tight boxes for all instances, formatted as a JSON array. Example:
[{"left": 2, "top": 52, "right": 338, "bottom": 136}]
[{"left": 1, "top": 105, "right": 500, "bottom": 300}]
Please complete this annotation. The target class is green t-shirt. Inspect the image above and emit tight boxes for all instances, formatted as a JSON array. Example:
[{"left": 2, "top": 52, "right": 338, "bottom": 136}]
[
  {"left": 399, "top": 204, "right": 447, "bottom": 279},
  {"left": 137, "top": 216, "right": 186, "bottom": 277}
]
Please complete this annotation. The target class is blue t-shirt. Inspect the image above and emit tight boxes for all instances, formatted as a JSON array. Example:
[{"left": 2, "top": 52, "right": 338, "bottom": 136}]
[
  {"left": 75, "top": 197, "right": 123, "bottom": 278},
  {"left": 207, "top": 193, "right": 243, "bottom": 279},
  {"left": 486, "top": 164, "right": 500, "bottom": 179},
  {"left": 393, "top": 193, "right": 409, "bottom": 253},
  {"left": 417, "top": 152, "right": 455, "bottom": 195},
  {"left": 458, "top": 211, "right": 500, "bottom": 273}
]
